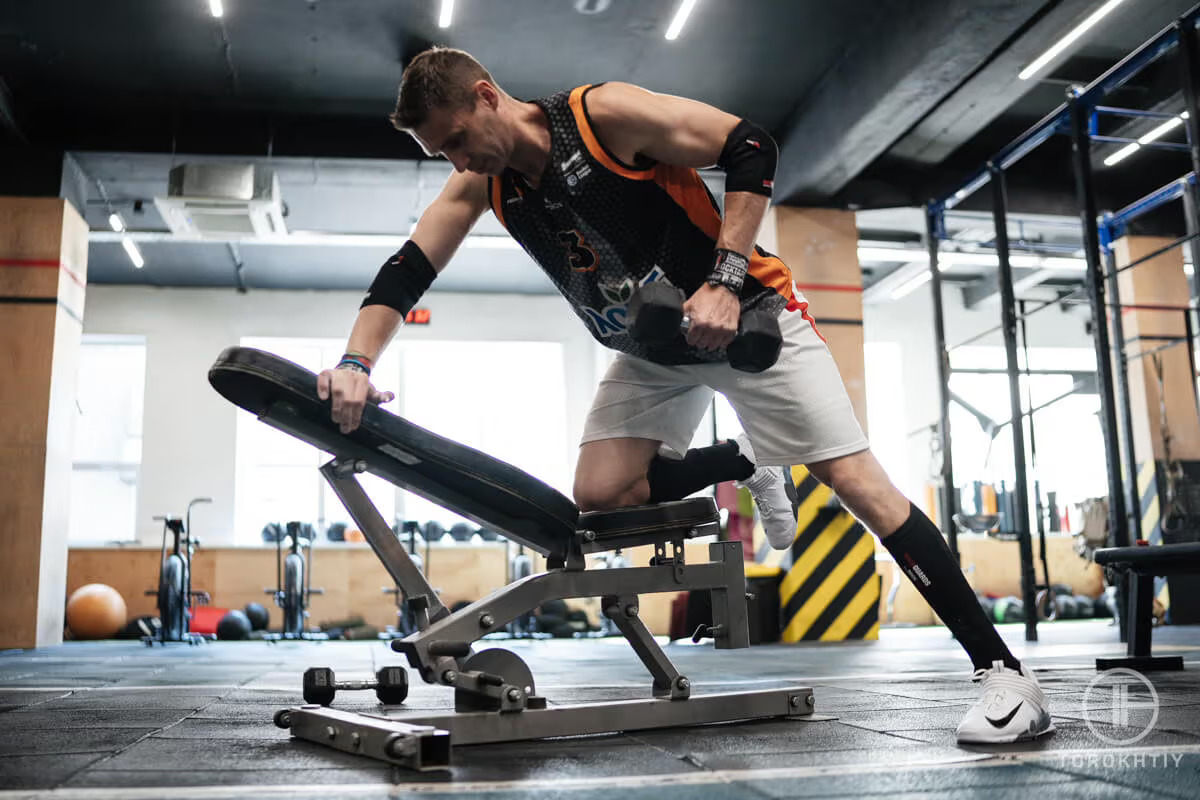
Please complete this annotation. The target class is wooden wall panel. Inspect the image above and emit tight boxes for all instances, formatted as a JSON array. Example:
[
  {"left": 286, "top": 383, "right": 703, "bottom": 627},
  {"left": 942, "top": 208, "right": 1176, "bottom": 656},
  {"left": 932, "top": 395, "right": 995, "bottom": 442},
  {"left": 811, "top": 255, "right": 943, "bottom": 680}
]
[{"left": 0, "top": 197, "right": 88, "bottom": 648}]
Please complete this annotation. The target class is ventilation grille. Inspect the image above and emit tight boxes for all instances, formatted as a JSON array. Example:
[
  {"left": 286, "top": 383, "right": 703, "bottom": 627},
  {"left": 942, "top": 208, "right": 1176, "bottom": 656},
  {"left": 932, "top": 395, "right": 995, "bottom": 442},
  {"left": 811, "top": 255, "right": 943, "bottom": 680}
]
[{"left": 153, "top": 164, "right": 287, "bottom": 239}]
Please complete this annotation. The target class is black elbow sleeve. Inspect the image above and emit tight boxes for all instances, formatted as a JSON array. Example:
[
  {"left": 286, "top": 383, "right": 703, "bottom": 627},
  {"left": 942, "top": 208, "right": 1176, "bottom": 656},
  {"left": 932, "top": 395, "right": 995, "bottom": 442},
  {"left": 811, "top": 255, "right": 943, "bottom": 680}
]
[
  {"left": 717, "top": 119, "right": 777, "bottom": 198},
  {"left": 360, "top": 240, "right": 437, "bottom": 316}
]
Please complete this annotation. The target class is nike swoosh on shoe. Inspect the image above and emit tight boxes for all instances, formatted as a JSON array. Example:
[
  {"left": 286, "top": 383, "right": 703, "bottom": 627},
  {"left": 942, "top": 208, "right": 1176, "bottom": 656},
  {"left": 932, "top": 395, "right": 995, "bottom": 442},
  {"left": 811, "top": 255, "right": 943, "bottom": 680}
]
[{"left": 985, "top": 701, "right": 1023, "bottom": 728}]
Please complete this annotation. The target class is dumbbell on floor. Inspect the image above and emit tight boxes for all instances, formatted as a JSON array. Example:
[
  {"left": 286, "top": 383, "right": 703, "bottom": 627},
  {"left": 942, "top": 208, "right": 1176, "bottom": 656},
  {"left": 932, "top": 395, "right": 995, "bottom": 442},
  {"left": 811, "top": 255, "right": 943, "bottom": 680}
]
[
  {"left": 302, "top": 666, "right": 409, "bottom": 706},
  {"left": 627, "top": 282, "right": 782, "bottom": 373}
]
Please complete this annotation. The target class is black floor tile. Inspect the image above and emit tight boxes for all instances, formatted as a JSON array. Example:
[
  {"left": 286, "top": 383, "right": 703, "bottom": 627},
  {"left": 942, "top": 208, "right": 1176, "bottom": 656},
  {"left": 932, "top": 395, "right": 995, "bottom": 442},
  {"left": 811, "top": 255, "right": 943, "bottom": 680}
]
[
  {"left": 33, "top": 692, "right": 224, "bottom": 711},
  {"left": 92, "top": 736, "right": 392, "bottom": 772},
  {"left": 831, "top": 704, "right": 978, "bottom": 733},
  {"left": 63, "top": 766, "right": 397, "bottom": 788},
  {"left": 0, "top": 752, "right": 109, "bottom": 790},
  {"left": 154, "top": 718, "right": 298, "bottom": 740},
  {"left": 441, "top": 746, "right": 706, "bottom": 783},
  {"left": 630, "top": 718, "right": 938, "bottom": 759},
  {"left": 0, "top": 726, "right": 157, "bottom": 756},
  {"left": 0, "top": 690, "right": 73, "bottom": 707},
  {"left": 8, "top": 707, "right": 196, "bottom": 730}
]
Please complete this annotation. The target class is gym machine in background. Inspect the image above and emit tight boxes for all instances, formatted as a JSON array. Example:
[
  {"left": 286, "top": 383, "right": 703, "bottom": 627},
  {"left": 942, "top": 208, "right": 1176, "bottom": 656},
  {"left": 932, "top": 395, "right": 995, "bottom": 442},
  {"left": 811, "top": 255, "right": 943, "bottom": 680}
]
[
  {"left": 263, "top": 521, "right": 325, "bottom": 639},
  {"left": 144, "top": 497, "right": 212, "bottom": 645}
]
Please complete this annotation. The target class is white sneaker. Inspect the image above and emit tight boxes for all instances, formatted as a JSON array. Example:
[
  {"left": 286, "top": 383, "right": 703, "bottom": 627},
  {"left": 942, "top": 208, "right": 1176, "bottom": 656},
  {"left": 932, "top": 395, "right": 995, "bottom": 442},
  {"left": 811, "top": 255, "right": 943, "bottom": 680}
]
[
  {"left": 956, "top": 660, "right": 1055, "bottom": 744},
  {"left": 734, "top": 434, "right": 799, "bottom": 550}
]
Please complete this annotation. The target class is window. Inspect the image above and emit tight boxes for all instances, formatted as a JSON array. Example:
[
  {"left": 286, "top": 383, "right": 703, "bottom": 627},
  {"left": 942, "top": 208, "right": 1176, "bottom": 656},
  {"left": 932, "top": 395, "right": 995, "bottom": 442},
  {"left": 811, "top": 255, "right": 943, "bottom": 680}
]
[
  {"left": 948, "top": 346, "right": 1106, "bottom": 526},
  {"left": 69, "top": 336, "right": 146, "bottom": 543},
  {"left": 864, "top": 341, "right": 908, "bottom": 493},
  {"left": 235, "top": 338, "right": 399, "bottom": 544},
  {"left": 234, "top": 338, "right": 569, "bottom": 541},
  {"left": 399, "top": 341, "right": 568, "bottom": 528}
]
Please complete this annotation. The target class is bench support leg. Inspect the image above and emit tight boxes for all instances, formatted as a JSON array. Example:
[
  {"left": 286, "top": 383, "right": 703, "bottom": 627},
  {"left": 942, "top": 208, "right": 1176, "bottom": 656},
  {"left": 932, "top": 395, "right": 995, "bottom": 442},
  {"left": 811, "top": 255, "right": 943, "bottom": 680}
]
[{"left": 1096, "top": 572, "right": 1183, "bottom": 671}]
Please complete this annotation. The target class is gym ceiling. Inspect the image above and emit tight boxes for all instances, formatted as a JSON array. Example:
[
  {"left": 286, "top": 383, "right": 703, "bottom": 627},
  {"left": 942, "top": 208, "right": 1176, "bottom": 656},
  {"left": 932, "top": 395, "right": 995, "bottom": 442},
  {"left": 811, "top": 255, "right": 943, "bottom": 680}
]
[{"left": 1, "top": 0, "right": 1196, "bottom": 293}]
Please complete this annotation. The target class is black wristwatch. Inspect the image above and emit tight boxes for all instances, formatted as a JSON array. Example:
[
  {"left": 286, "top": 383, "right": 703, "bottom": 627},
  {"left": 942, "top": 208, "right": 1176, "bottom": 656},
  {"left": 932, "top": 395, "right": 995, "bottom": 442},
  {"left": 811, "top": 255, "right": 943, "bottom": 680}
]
[{"left": 708, "top": 248, "right": 749, "bottom": 294}]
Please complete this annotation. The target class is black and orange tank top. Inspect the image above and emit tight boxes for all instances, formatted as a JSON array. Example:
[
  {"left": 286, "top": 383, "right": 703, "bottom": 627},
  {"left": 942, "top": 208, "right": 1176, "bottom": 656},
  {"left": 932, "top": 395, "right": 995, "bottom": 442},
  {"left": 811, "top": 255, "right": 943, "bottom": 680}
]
[{"left": 487, "top": 83, "right": 802, "bottom": 365}]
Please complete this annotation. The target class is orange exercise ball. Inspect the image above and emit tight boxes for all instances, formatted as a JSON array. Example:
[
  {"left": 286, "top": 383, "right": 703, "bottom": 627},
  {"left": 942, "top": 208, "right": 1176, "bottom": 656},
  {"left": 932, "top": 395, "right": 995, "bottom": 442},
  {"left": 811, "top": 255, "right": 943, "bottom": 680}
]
[
  {"left": 66, "top": 583, "right": 128, "bottom": 640},
  {"left": 345, "top": 528, "right": 365, "bottom": 543}
]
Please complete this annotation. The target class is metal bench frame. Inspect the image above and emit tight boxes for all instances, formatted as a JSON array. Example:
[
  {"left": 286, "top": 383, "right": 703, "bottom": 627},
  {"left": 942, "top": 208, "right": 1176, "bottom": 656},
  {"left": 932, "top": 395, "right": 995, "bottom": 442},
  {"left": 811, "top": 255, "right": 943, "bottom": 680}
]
[{"left": 257, "top": 396, "right": 813, "bottom": 771}]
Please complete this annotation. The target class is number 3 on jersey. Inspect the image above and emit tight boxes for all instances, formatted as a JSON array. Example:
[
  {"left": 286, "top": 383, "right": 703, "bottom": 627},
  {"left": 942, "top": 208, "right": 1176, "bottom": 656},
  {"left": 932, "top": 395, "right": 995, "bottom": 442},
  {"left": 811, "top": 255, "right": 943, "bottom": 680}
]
[{"left": 556, "top": 229, "right": 598, "bottom": 272}]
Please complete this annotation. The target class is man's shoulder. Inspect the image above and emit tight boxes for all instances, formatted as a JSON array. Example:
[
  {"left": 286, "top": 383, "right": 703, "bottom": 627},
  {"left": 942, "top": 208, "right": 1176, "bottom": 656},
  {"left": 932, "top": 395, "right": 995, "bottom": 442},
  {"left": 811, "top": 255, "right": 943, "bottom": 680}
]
[{"left": 583, "top": 82, "right": 651, "bottom": 112}]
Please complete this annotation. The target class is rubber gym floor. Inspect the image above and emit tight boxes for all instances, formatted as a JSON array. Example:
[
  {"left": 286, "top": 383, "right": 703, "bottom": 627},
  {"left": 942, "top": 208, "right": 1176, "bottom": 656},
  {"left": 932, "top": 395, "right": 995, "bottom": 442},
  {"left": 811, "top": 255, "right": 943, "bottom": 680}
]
[{"left": 0, "top": 622, "right": 1198, "bottom": 800}]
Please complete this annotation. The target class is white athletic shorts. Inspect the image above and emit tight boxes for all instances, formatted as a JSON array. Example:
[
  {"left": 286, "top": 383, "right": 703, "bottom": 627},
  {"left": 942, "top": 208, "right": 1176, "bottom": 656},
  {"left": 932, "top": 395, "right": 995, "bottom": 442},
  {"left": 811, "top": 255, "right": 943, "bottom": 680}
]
[{"left": 581, "top": 307, "right": 869, "bottom": 466}]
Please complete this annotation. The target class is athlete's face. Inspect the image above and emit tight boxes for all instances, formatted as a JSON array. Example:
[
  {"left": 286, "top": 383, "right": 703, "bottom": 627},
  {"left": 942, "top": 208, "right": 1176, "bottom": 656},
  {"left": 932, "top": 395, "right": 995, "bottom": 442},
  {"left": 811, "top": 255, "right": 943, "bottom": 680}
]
[{"left": 413, "top": 85, "right": 510, "bottom": 176}]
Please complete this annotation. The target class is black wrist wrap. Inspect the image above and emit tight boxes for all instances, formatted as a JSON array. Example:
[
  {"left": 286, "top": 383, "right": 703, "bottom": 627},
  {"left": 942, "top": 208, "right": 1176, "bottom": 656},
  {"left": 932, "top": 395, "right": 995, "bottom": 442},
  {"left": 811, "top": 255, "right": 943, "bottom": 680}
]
[{"left": 709, "top": 248, "right": 750, "bottom": 294}]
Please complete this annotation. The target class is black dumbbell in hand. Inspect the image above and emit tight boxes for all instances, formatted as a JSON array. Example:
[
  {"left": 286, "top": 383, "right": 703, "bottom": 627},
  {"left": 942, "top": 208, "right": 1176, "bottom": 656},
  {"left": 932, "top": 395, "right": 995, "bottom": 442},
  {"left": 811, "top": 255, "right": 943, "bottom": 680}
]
[
  {"left": 627, "top": 282, "right": 782, "bottom": 373},
  {"left": 302, "top": 666, "right": 409, "bottom": 706}
]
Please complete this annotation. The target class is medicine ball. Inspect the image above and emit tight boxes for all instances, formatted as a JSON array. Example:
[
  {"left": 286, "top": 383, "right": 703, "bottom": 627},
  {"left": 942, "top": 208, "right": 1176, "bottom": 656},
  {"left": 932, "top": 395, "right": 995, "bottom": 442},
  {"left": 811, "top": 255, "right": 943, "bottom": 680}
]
[
  {"left": 216, "top": 609, "right": 252, "bottom": 641},
  {"left": 242, "top": 602, "right": 270, "bottom": 631},
  {"left": 66, "top": 584, "right": 128, "bottom": 640}
]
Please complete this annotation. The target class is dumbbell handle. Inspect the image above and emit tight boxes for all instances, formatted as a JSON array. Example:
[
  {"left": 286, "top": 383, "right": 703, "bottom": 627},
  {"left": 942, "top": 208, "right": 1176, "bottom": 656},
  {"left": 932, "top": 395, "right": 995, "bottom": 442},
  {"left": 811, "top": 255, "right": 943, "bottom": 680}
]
[
  {"left": 676, "top": 316, "right": 732, "bottom": 342},
  {"left": 332, "top": 678, "right": 378, "bottom": 691},
  {"left": 629, "top": 283, "right": 781, "bottom": 373}
]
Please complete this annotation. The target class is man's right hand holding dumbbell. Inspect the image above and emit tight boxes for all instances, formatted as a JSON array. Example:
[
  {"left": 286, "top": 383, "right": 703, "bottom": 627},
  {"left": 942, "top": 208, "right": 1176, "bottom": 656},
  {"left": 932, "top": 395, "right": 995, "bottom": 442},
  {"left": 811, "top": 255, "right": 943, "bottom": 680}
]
[{"left": 681, "top": 281, "right": 742, "bottom": 352}]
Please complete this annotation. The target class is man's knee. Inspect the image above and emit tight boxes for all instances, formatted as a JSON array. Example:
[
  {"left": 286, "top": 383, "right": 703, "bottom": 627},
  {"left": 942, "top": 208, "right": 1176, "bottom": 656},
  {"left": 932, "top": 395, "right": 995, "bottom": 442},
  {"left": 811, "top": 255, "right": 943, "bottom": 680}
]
[
  {"left": 573, "top": 475, "right": 650, "bottom": 512},
  {"left": 808, "top": 450, "right": 891, "bottom": 504},
  {"left": 807, "top": 449, "right": 909, "bottom": 535}
]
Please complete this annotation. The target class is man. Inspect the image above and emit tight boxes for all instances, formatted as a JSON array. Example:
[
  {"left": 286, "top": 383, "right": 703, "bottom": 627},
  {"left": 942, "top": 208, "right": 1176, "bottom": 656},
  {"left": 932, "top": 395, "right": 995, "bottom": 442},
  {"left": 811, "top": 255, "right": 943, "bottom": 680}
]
[{"left": 317, "top": 47, "right": 1053, "bottom": 745}]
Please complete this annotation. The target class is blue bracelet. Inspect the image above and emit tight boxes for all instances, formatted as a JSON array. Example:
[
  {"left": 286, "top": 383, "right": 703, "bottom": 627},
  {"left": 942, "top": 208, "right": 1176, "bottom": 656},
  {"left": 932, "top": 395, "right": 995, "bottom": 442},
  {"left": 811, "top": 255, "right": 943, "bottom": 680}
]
[{"left": 337, "top": 358, "right": 371, "bottom": 376}]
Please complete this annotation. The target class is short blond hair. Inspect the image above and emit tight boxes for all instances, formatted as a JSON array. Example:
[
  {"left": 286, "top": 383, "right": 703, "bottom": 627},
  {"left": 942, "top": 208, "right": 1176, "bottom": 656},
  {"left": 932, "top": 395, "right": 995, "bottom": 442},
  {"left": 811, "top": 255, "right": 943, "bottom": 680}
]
[{"left": 390, "top": 47, "right": 496, "bottom": 131}]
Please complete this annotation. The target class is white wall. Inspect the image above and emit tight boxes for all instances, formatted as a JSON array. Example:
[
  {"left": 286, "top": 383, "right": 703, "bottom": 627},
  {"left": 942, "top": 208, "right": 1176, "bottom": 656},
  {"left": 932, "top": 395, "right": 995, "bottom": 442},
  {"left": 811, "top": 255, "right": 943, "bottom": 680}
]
[
  {"left": 862, "top": 283, "right": 1093, "bottom": 500},
  {"left": 82, "top": 286, "right": 599, "bottom": 545}
]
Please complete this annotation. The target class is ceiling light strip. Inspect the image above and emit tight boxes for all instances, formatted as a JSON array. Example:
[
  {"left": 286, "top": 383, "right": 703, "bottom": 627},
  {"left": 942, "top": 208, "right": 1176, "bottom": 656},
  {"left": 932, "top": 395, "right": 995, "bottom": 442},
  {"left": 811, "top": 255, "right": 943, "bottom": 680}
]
[
  {"left": 665, "top": 0, "right": 698, "bottom": 41},
  {"left": 1018, "top": 0, "right": 1128, "bottom": 81}
]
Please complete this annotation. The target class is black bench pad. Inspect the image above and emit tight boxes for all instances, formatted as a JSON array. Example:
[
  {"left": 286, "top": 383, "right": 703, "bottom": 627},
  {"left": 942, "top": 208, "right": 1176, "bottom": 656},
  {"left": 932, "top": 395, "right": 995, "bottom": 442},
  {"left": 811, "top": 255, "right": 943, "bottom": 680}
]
[
  {"left": 578, "top": 498, "right": 719, "bottom": 553},
  {"left": 1094, "top": 542, "right": 1200, "bottom": 574},
  {"left": 580, "top": 497, "right": 718, "bottom": 536},
  {"left": 208, "top": 347, "right": 579, "bottom": 557}
]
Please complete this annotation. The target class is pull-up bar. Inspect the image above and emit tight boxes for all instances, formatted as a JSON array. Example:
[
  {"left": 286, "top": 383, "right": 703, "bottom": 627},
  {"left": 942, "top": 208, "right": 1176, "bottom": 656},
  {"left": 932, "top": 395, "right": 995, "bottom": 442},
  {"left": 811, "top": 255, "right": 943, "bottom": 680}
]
[{"left": 934, "top": 5, "right": 1200, "bottom": 214}]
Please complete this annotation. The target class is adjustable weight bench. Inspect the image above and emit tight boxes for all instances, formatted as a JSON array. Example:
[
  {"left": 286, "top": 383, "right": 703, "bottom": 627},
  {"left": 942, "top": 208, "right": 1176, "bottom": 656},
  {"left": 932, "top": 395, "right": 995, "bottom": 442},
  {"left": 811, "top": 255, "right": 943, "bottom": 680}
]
[
  {"left": 1093, "top": 541, "right": 1200, "bottom": 672},
  {"left": 209, "top": 347, "right": 814, "bottom": 771}
]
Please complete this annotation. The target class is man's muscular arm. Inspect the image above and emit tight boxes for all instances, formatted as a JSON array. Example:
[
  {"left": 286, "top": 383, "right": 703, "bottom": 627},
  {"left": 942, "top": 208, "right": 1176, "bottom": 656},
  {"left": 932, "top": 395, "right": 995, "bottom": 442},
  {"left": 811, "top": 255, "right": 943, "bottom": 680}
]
[
  {"left": 584, "top": 82, "right": 774, "bottom": 351},
  {"left": 320, "top": 170, "right": 490, "bottom": 433},
  {"left": 584, "top": 82, "right": 769, "bottom": 263}
]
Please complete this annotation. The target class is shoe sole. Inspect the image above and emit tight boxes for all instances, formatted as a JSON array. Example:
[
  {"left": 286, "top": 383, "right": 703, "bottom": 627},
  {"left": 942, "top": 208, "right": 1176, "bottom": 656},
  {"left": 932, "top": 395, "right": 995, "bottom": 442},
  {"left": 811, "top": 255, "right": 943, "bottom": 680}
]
[
  {"left": 957, "top": 723, "right": 1057, "bottom": 745},
  {"left": 783, "top": 465, "right": 800, "bottom": 517}
]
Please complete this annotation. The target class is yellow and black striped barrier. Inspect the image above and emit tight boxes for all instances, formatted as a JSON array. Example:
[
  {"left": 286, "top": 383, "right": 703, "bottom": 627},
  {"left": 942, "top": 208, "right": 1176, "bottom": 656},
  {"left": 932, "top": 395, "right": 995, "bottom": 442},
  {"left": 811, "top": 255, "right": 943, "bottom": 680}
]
[
  {"left": 1137, "top": 460, "right": 1162, "bottom": 545},
  {"left": 772, "top": 465, "right": 880, "bottom": 642},
  {"left": 1136, "top": 460, "right": 1180, "bottom": 615}
]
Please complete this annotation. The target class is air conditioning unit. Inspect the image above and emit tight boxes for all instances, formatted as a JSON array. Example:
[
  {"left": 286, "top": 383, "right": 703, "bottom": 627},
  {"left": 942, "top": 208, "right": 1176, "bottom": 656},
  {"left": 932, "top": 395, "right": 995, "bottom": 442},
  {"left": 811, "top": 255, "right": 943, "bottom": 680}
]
[{"left": 153, "top": 163, "right": 287, "bottom": 239}]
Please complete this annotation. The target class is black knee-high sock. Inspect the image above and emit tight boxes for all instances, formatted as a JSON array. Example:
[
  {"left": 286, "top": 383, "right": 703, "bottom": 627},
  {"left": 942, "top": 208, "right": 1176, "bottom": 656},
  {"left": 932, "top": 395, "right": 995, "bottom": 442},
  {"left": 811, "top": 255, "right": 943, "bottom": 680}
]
[
  {"left": 884, "top": 503, "right": 1021, "bottom": 672},
  {"left": 646, "top": 441, "right": 754, "bottom": 503}
]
